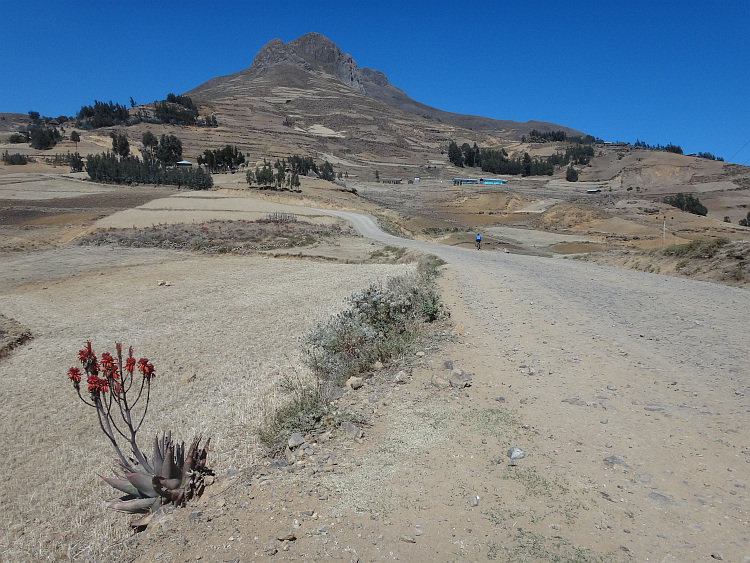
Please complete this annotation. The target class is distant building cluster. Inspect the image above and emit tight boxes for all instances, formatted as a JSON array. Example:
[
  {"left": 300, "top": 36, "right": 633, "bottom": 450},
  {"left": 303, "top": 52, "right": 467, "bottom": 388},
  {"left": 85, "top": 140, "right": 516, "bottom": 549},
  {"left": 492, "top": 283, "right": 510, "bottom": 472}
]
[{"left": 452, "top": 178, "right": 507, "bottom": 185}]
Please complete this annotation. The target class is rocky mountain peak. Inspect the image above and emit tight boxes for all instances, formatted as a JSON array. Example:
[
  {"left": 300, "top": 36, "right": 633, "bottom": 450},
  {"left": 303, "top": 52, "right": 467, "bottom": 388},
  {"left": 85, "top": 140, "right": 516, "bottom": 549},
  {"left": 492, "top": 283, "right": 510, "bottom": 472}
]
[{"left": 249, "top": 33, "right": 365, "bottom": 93}]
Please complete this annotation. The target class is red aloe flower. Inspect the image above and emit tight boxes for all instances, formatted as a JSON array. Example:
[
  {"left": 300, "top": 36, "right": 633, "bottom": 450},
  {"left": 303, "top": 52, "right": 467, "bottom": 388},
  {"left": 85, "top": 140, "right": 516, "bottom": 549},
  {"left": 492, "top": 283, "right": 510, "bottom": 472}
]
[
  {"left": 68, "top": 366, "right": 81, "bottom": 383},
  {"left": 125, "top": 356, "right": 136, "bottom": 373},
  {"left": 100, "top": 351, "right": 114, "bottom": 369},
  {"left": 142, "top": 362, "right": 155, "bottom": 380},
  {"left": 87, "top": 375, "right": 108, "bottom": 395},
  {"left": 137, "top": 358, "right": 155, "bottom": 380},
  {"left": 100, "top": 352, "right": 120, "bottom": 379},
  {"left": 78, "top": 340, "right": 93, "bottom": 363}
]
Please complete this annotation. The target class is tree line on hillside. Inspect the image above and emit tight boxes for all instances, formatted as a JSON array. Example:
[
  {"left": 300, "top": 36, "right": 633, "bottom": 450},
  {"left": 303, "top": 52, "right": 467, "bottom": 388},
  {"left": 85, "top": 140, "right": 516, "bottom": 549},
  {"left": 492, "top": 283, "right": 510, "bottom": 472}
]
[
  {"left": 633, "top": 139, "right": 684, "bottom": 155},
  {"left": 76, "top": 94, "right": 217, "bottom": 129},
  {"left": 696, "top": 152, "right": 724, "bottom": 161},
  {"left": 85, "top": 130, "right": 211, "bottom": 189},
  {"left": 662, "top": 193, "right": 707, "bottom": 216},
  {"left": 447, "top": 140, "right": 593, "bottom": 178},
  {"left": 198, "top": 145, "right": 245, "bottom": 173},
  {"left": 86, "top": 153, "right": 212, "bottom": 189},
  {"left": 2, "top": 151, "right": 29, "bottom": 165},
  {"left": 246, "top": 155, "right": 338, "bottom": 189},
  {"left": 522, "top": 129, "right": 601, "bottom": 144},
  {"left": 525, "top": 132, "right": 724, "bottom": 162}
]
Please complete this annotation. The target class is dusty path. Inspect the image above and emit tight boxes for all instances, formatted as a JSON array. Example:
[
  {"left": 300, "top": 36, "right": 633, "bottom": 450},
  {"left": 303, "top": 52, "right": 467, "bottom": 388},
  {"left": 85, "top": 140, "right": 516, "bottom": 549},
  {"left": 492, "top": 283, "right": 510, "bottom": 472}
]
[{"left": 322, "top": 210, "right": 750, "bottom": 561}]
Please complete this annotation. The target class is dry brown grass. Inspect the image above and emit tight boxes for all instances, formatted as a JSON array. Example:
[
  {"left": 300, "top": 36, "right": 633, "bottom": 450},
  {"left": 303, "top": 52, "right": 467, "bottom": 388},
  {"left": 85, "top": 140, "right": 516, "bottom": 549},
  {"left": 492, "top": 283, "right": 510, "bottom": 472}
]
[
  {"left": 78, "top": 216, "right": 351, "bottom": 254},
  {"left": 0, "top": 246, "right": 414, "bottom": 560}
]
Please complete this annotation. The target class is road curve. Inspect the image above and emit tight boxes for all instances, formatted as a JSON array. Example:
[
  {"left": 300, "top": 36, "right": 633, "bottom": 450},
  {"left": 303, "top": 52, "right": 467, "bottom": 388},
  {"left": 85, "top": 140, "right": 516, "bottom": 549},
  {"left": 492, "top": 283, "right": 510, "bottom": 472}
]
[{"left": 326, "top": 209, "right": 750, "bottom": 560}]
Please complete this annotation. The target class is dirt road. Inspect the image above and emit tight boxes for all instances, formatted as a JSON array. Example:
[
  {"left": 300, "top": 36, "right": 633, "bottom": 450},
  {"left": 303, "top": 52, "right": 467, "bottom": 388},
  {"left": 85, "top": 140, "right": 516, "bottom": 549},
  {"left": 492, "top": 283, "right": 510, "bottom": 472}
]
[{"left": 322, "top": 210, "right": 750, "bottom": 561}]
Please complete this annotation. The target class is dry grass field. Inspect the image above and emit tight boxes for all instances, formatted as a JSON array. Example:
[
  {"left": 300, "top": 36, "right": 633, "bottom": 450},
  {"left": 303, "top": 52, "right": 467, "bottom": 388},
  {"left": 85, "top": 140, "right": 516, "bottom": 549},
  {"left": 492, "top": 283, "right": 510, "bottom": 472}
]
[{"left": 0, "top": 170, "right": 417, "bottom": 560}]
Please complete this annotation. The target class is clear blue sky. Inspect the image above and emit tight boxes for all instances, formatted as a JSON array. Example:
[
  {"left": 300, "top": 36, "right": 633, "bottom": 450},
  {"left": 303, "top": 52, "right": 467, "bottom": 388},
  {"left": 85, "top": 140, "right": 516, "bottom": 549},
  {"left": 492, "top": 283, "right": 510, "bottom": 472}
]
[{"left": 2, "top": 0, "right": 749, "bottom": 163}]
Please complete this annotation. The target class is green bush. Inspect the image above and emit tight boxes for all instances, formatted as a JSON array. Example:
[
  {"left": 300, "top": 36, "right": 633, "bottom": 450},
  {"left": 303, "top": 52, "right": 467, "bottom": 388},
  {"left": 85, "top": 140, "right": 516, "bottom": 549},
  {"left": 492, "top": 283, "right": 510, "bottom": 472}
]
[
  {"left": 30, "top": 126, "right": 61, "bottom": 149},
  {"left": 8, "top": 133, "right": 25, "bottom": 144}
]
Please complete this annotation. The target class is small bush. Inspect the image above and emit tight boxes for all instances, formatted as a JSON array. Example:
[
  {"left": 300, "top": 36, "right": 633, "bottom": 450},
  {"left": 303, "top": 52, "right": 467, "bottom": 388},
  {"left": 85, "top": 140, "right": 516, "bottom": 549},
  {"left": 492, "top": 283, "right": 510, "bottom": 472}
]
[
  {"left": 260, "top": 257, "right": 448, "bottom": 455},
  {"left": 8, "top": 133, "right": 25, "bottom": 144},
  {"left": 302, "top": 264, "right": 448, "bottom": 385},
  {"left": 2, "top": 151, "right": 28, "bottom": 165},
  {"left": 565, "top": 166, "right": 578, "bottom": 182}
]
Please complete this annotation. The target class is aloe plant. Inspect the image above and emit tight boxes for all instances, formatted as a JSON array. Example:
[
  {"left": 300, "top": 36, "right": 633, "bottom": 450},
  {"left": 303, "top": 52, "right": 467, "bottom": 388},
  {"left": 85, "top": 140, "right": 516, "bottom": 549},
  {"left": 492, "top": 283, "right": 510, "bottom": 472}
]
[{"left": 67, "top": 342, "right": 213, "bottom": 529}]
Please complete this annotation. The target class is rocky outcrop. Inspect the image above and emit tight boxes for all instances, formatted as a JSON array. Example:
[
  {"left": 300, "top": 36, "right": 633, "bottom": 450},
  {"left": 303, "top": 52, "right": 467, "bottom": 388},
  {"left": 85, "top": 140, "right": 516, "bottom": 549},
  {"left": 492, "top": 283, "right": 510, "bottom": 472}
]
[{"left": 250, "top": 33, "right": 365, "bottom": 93}]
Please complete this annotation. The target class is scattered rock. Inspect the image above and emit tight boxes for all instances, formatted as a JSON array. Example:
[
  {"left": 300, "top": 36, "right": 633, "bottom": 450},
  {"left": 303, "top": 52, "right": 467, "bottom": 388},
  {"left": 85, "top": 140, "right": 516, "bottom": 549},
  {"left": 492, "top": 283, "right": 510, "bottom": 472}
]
[
  {"left": 341, "top": 421, "right": 364, "bottom": 439},
  {"left": 288, "top": 433, "right": 305, "bottom": 449},
  {"left": 430, "top": 374, "right": 450, "bottom": 389},
  {"left": 603, "top": 456, "right": 630, "bottom": 470},
  {"left": 277, "top": 530, "right": 297, "bottom": 541},
  {"left": 415, "top": 351, "right": 426, "bottom": 357},
  {"left": 494, "top": 396, "right": 506, "bottom": 403},
  {"left": 399, "top": 535, "right": 416, "bottom": 543},
  {"left": 448, "top": 369, "right": 472, "bottom": 388},
  {"left": 507, "top": 446, "right": 525, "bottom": 460},
  {"left": 600, "top": 418, "right": 608, "bottom": 424},
  {"left": 268, "top": 460, "right": 289, "bottom": 470},
  {"left": 562, "top": 397, "right": 588, "bottom": 407},
  {"left": 442, "top": 360, "right": 454, "bottom": 370},
  {"left": 373, "top": 361, "right": 383, "bottom": 370},
  {"left": 711, "top": 551, "right": 724, "bottom": 560},
  {"left": 648, "top": 492, "right": 677, "bottom": 506},
  {"left": 346, "top": 376, "right": 364, "bottom": 390},
  {"left": 451, "top": 323, "right": 465, "bottom": 336},
  {"left": 394, "top": 370, "right": 408, "bottom": 384}
]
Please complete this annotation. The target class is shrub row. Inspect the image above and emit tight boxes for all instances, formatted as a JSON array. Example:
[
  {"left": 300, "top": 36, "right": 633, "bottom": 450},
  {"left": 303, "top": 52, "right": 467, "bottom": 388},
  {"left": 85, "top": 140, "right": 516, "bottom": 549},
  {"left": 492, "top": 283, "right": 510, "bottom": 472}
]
[{"left": 259, "top": 256, "right": 448, "bottom": 455}]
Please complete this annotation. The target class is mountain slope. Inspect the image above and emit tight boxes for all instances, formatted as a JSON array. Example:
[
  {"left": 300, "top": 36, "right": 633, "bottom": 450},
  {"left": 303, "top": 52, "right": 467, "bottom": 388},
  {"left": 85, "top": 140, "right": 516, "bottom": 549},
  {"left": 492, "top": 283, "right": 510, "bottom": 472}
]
[{"left": 186, "top": 33, "right": 584, "bottom": 142}]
